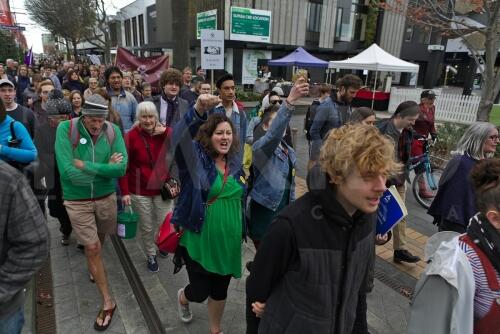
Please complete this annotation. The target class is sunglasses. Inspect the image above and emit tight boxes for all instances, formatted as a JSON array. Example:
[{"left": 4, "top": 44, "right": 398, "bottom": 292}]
[{"left": 270, "top": 100, "right": 282, "bottom": 105}]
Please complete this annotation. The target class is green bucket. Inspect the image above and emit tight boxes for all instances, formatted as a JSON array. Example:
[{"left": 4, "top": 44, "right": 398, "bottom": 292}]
[{"left": 117, "top": 205, "right": 138, "bottom": 239}]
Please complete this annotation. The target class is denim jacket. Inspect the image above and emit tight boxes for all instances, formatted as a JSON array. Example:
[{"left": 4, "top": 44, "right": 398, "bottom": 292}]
[
  {"left": 309, "top": 96, "right": 342, "bottom": 161},
  {"left": 250, "top": 103, "right": 296, "bottom": 211},
  {"left": 171, "top": 107, "right": 246, "bottom": 232}
]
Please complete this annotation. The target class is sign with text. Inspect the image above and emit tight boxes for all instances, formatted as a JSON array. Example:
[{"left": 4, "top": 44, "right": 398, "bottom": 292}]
[
  {"left": 196, "top": 9, "right": 217, "bottom": 39},
  {"left": 201, "top": 29, "right": 224, "bottom": 70},
  {"left": 230, "top": 7, "right": 271, "bottom": 43},
  {"left": 242, "top": 49, "right": 272, "bottom": 84}
]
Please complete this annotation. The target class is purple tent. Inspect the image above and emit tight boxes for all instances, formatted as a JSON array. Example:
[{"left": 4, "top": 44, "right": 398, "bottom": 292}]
[{"left": 268, "top": 47, "right": 328, "bottom": 68}]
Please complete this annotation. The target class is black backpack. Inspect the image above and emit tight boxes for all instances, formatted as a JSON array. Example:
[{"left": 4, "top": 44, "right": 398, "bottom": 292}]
[{"left": 304, "top": 100, "right": 320, "bottom": 141}]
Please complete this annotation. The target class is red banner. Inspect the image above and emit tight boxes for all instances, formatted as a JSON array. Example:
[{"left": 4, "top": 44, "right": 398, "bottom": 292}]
[
  {"left": 115, "top": 47, "right": 169, "bottom": 91},
  {"left": 0, "top": 0, "right": 13, "bottom": 26}
]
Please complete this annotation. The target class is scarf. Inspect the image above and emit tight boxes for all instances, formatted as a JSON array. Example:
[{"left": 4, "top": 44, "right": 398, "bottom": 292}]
[
  {"left": 161, "top": 91, "right": 178, "bottom": 127},
  {"left": 467, "top": 213, "right": 500, "bottom": 274}
]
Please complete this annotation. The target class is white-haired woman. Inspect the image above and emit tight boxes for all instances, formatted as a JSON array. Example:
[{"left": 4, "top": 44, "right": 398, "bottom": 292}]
[
  {"left": 119, "top": 101, "right": 179, "bottom": 272},
  {"left": 428, "top": 121, "right": 499, "bottom": 233}
]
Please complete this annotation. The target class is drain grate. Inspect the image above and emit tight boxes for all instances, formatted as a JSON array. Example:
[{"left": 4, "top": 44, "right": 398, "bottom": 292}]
[
  {"left": 36, "top": 256, "right": 57, "bottom": 334},
  {"left": 374, "top": 268, "right": 414, "bottom": 300}
]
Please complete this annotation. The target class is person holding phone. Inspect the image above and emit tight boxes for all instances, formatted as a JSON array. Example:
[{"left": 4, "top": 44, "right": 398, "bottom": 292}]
[{"left": 119, "top": 101, "right": 179, "bottom": 273}]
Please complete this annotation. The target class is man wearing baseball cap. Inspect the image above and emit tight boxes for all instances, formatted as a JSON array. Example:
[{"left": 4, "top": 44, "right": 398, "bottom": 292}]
[
  {"left": 412, "top": 89, "right": 438, "bottom": 198},
  {"left": 54, "top": 94, "right": 128, "bottom": 331},
  {"left": 0, "top": 79, "right": 35, "bottom": 137}
]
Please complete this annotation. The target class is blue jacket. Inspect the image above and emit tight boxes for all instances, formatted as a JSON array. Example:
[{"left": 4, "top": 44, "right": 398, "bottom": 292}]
[
  {"left": 250, "top": 104, "right": 296, "bottom": 211},
  {"left": 209, "top": 102, "right": 247, "bottom": 162},
  {"left": 108, "top": 87, "right": 137, "bottom": 132},
  {"left": 171, "top": 107, "right": 246, "bottom": 232},
  {"left": 309, "top": 96, "right": 342, "bottom": 160},
  {"left": 0, "top": 115, "right": 37, "bottom": 164}
]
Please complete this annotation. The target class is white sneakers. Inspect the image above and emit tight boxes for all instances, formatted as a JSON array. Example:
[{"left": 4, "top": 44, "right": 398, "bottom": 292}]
[{"left": 177, "top": 288, "right": 193, "bottom": 323}]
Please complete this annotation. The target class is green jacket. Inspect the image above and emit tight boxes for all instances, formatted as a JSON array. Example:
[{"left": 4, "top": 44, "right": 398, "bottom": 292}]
[{"left": 55, "top": 118, "right": 127, "bottom": 200}]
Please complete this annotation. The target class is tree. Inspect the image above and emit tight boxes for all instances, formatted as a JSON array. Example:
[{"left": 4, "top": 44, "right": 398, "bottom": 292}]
[
  {"left": 372, "top": 0, "right": 500, "bottom": 121},
  {"left": 171, "top": 0, "right": 190, "bottom": 70},
  {"left": 24, "top": 0, "right": 96, "bottom": 60},
  {"left": 82, "top": 0, "right": 112, "bottom": 63},
  {"left": 0, "top": 31, "right": 24, "bottom": 62}
]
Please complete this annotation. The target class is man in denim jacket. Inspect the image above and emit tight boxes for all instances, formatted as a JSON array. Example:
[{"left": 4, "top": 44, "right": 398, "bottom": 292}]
[{"left": 209, "top": 74, "right": 247, "bottom": 163}]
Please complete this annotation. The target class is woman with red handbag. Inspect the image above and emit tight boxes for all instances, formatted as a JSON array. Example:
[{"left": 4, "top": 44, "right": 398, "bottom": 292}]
[
  {"left": 119, "top": 101, "right": 179, "bottom": 273},
  {"left": 170, "top": 93, "right": 246, "bottom": 334}
]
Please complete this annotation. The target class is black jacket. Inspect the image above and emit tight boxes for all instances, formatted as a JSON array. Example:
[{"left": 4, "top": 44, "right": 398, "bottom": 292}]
[{"left": 247, "top": 167, "right": 375, "bottom": 334}]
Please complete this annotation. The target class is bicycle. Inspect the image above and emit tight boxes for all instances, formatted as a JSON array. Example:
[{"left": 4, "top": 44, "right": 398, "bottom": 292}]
[{"left": 408, "top": 136, "right": 444, "bottom": 209}]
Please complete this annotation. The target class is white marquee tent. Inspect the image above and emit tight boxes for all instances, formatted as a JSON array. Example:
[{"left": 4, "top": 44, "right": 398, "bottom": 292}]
[
  {"left": 328, "top": 43, "right": 420, "bottom": 73},
  {"left": 328, "top": 43, "right": 419, "bottom": 107}
]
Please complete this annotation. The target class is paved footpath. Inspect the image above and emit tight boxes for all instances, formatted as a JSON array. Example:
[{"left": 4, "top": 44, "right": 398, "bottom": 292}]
[
  {"left": 48, "top": 211, "right": 411, "bottom": 334},
  {"left": 44, "top": 112, "right": 441, "bottom": 333}
]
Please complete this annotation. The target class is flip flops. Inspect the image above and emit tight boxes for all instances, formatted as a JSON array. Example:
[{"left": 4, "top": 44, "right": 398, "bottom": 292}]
[{"left": 94, "top": 304, "right": 117, "bottom": 331}]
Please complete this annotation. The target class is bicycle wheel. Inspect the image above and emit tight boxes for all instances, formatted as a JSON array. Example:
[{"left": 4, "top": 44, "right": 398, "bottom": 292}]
[{"left": 412, "top": 168, "right": 443, "bottom": 210}]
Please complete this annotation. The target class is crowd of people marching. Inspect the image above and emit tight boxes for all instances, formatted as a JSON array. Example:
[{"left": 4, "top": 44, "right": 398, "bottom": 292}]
[{"left": 0, "top": 57, "right": 498, "bottom": 334}]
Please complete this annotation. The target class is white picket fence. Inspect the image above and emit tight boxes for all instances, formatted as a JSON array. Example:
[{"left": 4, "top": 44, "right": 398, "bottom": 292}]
[{"left": 388, "top": 87, "right": 480, "bottom": 124}]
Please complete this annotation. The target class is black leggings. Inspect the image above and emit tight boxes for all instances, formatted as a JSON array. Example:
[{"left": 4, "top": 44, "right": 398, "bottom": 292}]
[
  {"left": 181, "top": 247, "right": 232, "bottom": 302},
  {"left": 184, "top": 268, "right": 232, "bottom": 303}
]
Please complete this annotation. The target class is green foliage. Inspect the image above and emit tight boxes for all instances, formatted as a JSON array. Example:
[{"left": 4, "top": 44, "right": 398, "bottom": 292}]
[
  {"left": 365, "top": 2, "right": 380, "bottom": 48},
  {"left": 491, "top": 105, "right": 500, "bottom": 126},
  {"left": 0, "top": 31, "right": 23, "bottom": 62},
  {"left": 431, "top": 122, "right": 468, "bottom": 160},
  {"left": 24, "top": 0, "right": 97, "bottom": 58},
  {"left": 235, "top": 87, "right": 261, "bottom": 102},
  {"left": 431, "top": 121, "right": 500, "bottom": 167}
]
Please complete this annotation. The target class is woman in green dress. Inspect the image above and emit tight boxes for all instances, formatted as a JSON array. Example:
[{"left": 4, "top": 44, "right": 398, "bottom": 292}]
[{"left": 171, "top": 93, "right": 246, "bottom": 334}]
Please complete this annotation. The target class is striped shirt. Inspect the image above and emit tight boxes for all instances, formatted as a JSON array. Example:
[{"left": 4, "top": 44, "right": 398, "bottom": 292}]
[{"left": 459, "top": 239, "right": 500, "bottom": 319}]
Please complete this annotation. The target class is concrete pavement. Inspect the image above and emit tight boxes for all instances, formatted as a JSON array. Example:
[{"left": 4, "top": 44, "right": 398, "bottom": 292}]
[{"left": 44, "top": 113, "right": 439, "bottom": 333}]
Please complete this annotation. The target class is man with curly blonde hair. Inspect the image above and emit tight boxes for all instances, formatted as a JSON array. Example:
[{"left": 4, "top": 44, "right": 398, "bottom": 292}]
[{"left": 247, "top": 125, "right": 399, "bottom": 333}]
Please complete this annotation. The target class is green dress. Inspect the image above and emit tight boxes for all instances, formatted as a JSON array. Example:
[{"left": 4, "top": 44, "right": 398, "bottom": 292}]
[{"left": 180, "top": 169, "right": 244, "bottom": 278}]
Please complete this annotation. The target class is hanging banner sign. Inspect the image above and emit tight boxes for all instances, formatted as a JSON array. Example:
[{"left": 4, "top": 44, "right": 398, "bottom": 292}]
[
  {"left": 196, "top": 9, "right": 217, "bottom": 39},
  {"left": 201, "top": 29, "right": 224, "bottom": 70},
  {"left": 230, "top": 7, "right": 271, "bottom": 43}
]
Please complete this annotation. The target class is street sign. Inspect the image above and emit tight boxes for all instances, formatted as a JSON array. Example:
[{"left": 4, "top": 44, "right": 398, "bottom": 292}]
[
  {"left": 427, "top": 44, "right": 445, "bottom": 51},
  {"left": 0, "top": 24, "right": 25, "bottom": 31},
  {"left": 230, "top": 7, "right": 271, "bottom": 43},
  {"left": 196, "top": 9, "right": 217, "bottom": 40},
  {"left": 201, "top": 29, "right": 224, "bottom": 70}
]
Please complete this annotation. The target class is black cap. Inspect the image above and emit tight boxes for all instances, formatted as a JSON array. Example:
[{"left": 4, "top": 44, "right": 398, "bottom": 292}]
[
  {"left": 46, "top": 90, "right": 72, "bottom": 115},
  {"left": 421, "top": 90, "right": 438, "bottom": 99}
]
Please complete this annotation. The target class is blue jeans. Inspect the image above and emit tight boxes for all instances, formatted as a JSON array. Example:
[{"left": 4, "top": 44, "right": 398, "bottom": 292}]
[{"left": 0, "top": 306, "right": 24, "bottom": 334}]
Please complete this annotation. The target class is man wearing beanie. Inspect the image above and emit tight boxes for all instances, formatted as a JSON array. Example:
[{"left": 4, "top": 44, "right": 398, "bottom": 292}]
[
  {"left": 35, "top": 90, "right": 74, "bottom": 246},
  {"left": 54, "top": 94, "right": 127, "bottom": 331}
]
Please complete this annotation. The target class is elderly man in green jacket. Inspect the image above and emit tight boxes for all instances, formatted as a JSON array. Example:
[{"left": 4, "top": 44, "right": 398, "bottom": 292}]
[{"left": 55, "top": 94, "right": 127, "bottom": 331}]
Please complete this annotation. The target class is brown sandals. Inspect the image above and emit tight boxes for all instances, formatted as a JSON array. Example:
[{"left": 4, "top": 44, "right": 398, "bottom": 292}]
[{"left": 94, "top": 304, "right": 117, "bottom": 331}]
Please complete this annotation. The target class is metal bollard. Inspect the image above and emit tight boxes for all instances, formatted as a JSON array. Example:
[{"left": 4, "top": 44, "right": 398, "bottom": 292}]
[{"left": 291, "top": 127, "right": 298, "bottom": 148}]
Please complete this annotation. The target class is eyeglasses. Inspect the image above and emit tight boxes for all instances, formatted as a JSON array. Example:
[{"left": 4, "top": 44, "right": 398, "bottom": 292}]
[{"left": 270, "top": 100, "right": 282, "bottom": 105}]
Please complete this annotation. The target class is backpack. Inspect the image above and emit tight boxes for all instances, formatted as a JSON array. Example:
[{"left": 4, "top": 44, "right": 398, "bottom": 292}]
[
  {"left": 68, "top": 117, "right": 116, "bottom": 150},
  {"left": 304, "top": 100, "right": 320, "bottom": 141}
]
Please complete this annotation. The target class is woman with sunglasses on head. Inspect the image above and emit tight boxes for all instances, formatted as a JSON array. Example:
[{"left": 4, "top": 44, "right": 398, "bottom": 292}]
[
  {"left": 247, "top": 80, "right": 309, "bottom": 252},
  {"left": 408, "top": 158, "right": 500, "bottom": 334},
  {"left": 428, "top": 122, "right": 498, "bottom": 234}
]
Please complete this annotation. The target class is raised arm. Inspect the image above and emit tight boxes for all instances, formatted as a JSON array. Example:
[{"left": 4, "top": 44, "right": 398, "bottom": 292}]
[
  {"left": 252, "top": 80, "right": 309, "bottom": 158},
  {"left": 172, "top": 94, "right": 221, "bottom": 170}
]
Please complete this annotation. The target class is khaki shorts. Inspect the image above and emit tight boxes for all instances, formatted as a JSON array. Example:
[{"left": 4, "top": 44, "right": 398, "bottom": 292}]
[{"left": 64, "top": 193, "right": 117, "bottom": 245}]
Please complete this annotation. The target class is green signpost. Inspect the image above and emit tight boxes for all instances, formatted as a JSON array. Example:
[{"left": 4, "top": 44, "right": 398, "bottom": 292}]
[
  {"left": 196, "top": 9, "right": 217, "bottom": 39},
  {"left": 230, "top": 7, "right": 271, "bottom": 43}
]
